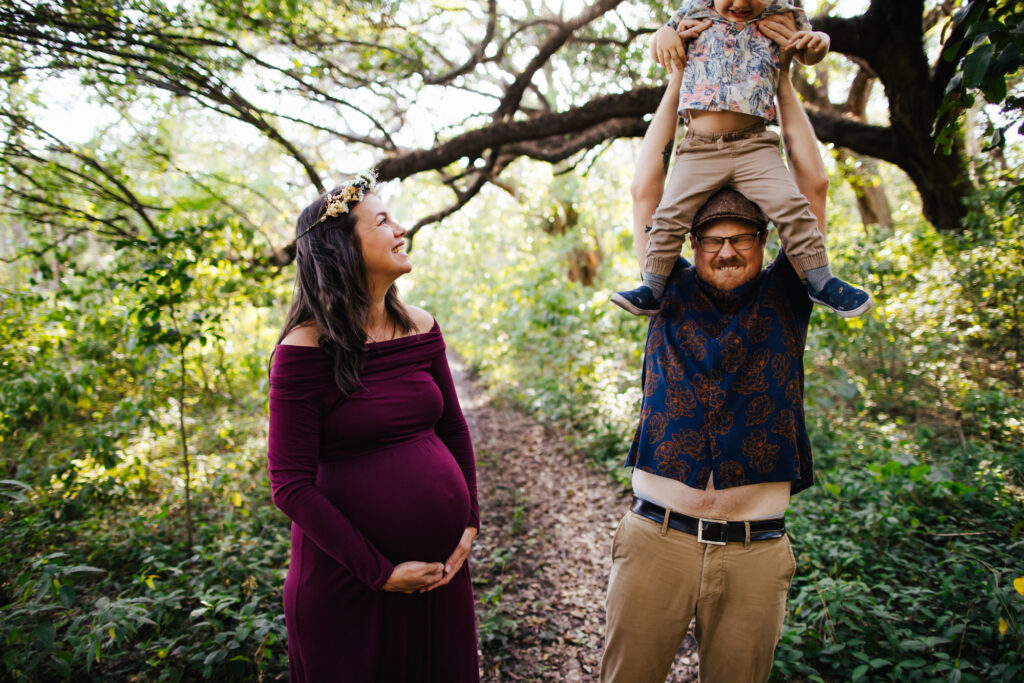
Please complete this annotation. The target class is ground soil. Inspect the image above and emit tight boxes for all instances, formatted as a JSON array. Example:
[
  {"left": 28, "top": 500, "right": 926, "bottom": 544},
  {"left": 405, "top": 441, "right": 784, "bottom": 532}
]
[{"left": 449, "top": 354, "right": 699, "bottom": 682}]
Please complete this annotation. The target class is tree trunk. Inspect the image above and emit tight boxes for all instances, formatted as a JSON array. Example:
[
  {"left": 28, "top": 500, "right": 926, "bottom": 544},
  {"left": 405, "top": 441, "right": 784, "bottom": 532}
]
[
  {"left": 813, "top": 0, "right": 976, "bottom": 232},
  {"left": 836, "top": 150, "right": 893, "bottom": 228}
]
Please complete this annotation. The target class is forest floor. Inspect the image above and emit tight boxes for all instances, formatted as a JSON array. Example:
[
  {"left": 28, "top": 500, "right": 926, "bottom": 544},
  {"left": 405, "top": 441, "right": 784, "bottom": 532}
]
[{"left": 449, "top": 354, "right": 699, "bottom": 682}]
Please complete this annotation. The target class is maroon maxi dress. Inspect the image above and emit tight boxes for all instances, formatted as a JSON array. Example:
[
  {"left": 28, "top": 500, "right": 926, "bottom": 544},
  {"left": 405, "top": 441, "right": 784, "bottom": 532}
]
[{"left": 267, "top": 321, "right": 480, "bottom": 682}]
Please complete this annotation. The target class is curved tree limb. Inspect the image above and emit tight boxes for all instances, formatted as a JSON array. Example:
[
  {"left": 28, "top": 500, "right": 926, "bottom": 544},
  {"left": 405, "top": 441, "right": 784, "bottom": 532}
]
[
  {"left": 376, "top": 84, "right": 662, "bottom": 181},
  {"left": 422, "top": 0, "right": 498, "bottom": 85},
  {"left": 495, "top": 0, "right": 625, "bottom": 119},
  {"left": 407, "top": 150, "right": 500, "bottom": 240}
]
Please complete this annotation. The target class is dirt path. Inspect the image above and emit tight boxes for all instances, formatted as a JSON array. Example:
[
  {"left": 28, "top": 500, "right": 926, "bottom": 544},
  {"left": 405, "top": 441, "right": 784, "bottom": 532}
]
[{"left": 449, "top": 354, "right": 698, "bottom": 682}]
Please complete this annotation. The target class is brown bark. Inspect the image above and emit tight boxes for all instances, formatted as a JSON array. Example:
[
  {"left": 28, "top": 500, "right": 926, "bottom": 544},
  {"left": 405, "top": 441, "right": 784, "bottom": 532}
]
[
  {"left": 1, "top": 0, "right": 987, "bottom": 267},
  {"left": 366, "top": 0, "right": 976, "bottom": 233},
  {"left": 836, "top": 149, "right": 893, "bottom": 228},
  {"left": 794, "top": 60, "right": 892, "bottom": 228},
  {"left": 812, "top": 0, "right": 978, "bottom": 231},
  {"left": 373, "top": 86, "right": 661, "bottom": 181}
]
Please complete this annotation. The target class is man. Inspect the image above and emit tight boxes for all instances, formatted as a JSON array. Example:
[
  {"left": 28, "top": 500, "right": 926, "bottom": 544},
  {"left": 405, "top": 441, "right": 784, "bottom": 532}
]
[{"left": 601, "top": 43, "right": 825, "bottom": 682}]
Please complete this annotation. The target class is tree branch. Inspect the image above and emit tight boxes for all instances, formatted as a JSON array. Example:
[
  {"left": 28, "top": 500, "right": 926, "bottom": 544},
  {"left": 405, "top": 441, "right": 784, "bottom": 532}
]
[
  {"left": 502, "top": 117, "right": 646, "bottom": 164},
  {"left": 375, "top": 85, "right": 662, "bottom": 181},
  {"left": 407, "top": 151, "right": 500, "bottom": 239},
  {"left": 422, "top": 0, "right": 498, "bottom": 86},
  {"left": 804, "top": 106, "right": 900, "bottom": 166},
  {"left": 495, "top": 0, "right": 624, "bottom": 119}
]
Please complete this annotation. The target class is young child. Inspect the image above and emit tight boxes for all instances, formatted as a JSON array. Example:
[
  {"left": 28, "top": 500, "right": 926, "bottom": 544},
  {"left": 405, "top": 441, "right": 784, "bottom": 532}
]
[{"left": 612, "top": 0, "right": 872, "bottom": 317}]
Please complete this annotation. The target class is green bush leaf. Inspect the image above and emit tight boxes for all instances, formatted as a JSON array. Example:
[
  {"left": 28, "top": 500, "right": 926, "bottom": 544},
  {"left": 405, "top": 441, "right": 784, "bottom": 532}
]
[{"left": 963, "top": 44, "right": 994, "bottom": 89}]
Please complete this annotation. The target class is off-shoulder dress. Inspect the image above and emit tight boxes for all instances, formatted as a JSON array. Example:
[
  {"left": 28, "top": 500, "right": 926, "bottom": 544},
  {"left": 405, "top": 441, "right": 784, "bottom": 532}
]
[{"left": 267, "top": 321, "right": 480, "bottom": 682}]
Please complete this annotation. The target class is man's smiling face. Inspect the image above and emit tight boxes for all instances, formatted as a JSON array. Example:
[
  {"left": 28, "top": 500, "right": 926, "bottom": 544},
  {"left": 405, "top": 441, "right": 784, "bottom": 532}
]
[{"left": 690, "top": 218, "right": 768, "bottom": 291}]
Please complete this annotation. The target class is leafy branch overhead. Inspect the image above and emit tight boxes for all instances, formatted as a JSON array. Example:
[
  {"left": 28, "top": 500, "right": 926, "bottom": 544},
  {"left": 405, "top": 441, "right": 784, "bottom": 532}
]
[
  {"left": 0, "top": 0, "right": 1021, "bottom": 265},
  {"left": 937, "top": 1, "right": 1024, "bottom": 152}
]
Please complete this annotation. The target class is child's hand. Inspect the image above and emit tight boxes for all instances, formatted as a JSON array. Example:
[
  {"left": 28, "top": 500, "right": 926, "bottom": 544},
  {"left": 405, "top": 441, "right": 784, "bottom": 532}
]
[
  {"left": 787, "top": 30, "right": 829, "bottom": 64},
  {"left": 676, "top": 18, "right": 712, "bottom": 43},
  {"left": 651, "top": 25, "right": 686, "bottom": 72},
  {"left": 757, "top": 13, "right": 798, "bottom": 50}
]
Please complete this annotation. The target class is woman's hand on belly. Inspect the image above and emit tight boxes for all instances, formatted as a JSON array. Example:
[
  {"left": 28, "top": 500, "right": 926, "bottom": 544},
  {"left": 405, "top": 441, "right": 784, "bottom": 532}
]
[
  {"left": 382, "top": 561, "right": 445, "bottom": 594},
  {"left": 428, "top": 526, "right": 478, "bottom": 591}
]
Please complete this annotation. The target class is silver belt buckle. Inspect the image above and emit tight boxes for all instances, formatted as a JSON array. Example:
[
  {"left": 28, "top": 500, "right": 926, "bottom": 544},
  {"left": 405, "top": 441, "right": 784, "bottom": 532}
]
[{"left": 697, "top": 518, "right": 728, "bottom": 545}]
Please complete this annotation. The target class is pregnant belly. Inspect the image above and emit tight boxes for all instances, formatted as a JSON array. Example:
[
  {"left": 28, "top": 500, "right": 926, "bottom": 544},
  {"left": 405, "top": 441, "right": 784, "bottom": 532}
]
[{"left": 317, "top": 435, "right": 471, "bottom": 563}]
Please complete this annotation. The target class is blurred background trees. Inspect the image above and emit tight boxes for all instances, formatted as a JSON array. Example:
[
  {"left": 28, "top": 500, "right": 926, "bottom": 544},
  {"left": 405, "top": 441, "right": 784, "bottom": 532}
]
[{"left": 1, "top": 0, "right": 1022, "bottom": 680}]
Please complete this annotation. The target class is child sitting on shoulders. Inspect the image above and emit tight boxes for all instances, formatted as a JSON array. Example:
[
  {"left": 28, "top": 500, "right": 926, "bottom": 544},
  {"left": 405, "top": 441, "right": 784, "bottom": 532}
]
[{"left": 612, "top": 0, "right": 871, "bottom": 318}]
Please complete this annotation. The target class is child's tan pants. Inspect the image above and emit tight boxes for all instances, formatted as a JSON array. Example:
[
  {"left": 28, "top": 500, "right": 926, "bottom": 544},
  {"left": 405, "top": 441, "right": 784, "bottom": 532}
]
[
  {"left": 646, "top": 125, "right": 829, "bottom": 277},
  {"left": 600, "top": 510, "right": 796, "bottom": 683}
]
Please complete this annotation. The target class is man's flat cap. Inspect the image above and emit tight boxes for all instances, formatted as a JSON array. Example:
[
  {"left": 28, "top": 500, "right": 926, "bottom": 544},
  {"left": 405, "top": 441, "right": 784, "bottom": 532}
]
[{"left": 693, "top": 187, "right": 769, "bottom": 232}]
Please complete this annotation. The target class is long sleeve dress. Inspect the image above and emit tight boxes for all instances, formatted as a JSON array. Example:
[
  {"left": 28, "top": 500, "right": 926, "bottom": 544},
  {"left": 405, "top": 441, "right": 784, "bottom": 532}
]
[{"left": 267, "top": 320, "right": 480, "bottom": 682}]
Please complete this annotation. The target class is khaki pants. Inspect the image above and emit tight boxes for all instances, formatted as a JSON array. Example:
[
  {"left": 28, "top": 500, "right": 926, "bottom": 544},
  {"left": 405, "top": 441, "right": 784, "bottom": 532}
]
[
  {"left": 646, "top": 127, "right": 829, "bottom": 277},
  {"left": 600, "top": 511, "right": 796, "bottom": 683}
]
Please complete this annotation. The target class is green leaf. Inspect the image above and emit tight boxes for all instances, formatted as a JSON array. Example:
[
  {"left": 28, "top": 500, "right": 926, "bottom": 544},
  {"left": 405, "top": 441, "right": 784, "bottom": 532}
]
[
  {"left": 965, "top": 20, "right": 1004, "bottom": 40},
  {"left": 980, "top": 73, "right": 1006, "bottom": 103},
  {"left": 852, "top": 664, "right": 869, "bottom": 681},
  {"left": 962, "top": 43, "right": 994, "bottom": 89},
  {"left": 59, "top": 584, "right": 76, "bottom": 608},
  {"left": 32, "top": 623, "right": 56, "bottom": 649}
]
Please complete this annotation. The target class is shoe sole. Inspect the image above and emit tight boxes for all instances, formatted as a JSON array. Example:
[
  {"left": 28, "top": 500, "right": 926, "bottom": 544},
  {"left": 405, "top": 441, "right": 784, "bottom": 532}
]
[
  {"left": 809, "top": 292, "right": 874, "bottom": 318},
  {"left": 610, "top": 293, "right": 659, "bottom": 317}
]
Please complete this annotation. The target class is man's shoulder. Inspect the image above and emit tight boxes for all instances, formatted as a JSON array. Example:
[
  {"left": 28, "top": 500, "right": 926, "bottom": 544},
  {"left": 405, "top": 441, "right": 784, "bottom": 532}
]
[{"left": 763, "top": 251, "right": 812, "bottom": 314}]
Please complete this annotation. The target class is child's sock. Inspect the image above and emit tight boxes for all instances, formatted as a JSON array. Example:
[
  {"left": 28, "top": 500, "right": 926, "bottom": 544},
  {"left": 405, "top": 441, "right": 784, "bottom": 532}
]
[
  {"left": 804, "top": 265, "right": 832, "bottom": 292},
  {"left": 642, "top": 273, "right": 668, "bottom": 298}
]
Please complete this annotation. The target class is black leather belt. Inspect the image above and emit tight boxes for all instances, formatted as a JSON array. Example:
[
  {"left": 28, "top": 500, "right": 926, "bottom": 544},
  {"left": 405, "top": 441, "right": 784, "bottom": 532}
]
[{"left": 631, "top": 497, "right": 786, "bottom": 544}]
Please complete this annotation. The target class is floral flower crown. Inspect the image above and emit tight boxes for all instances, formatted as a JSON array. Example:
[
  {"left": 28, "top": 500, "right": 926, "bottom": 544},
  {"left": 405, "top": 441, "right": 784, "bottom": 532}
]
[{"left": 297, "top": 170, "right": 377, "bottom": 238}]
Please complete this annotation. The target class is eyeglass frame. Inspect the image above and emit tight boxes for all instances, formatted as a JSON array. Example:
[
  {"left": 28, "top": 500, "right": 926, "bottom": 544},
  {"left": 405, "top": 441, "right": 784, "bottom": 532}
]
[{"left": 692, "top": 229, "right": 767, "bottom": 253}]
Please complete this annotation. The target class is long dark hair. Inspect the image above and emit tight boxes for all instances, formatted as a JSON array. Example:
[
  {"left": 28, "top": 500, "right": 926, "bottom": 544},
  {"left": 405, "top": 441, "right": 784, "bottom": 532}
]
[{"left": 274, "top": 187, "right": 413, "bottom": 394}]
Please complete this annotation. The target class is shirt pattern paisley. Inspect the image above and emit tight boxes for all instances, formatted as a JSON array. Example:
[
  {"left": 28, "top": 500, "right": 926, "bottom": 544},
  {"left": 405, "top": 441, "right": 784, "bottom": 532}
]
[
  {"left": 668, "top": 0, "right": 812, "bottom": 123},
  {"left": 626, "top": 252, "right": 814, "bottom": 493}
]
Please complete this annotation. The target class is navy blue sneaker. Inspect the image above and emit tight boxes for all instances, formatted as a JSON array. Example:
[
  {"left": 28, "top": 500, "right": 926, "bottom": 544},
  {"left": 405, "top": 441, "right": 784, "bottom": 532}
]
[
  {"left": 808, "top": 277, "right": 873, "bottom": 317},
  {"left": 611, "top": 285, "right": 661, "bottom": 316}
]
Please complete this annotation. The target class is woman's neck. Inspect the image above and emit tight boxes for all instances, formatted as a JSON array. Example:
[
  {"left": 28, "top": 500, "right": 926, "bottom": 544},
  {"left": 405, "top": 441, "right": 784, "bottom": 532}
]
[{"left": 364, "top": 296, "right": 390, "bottom": 339}]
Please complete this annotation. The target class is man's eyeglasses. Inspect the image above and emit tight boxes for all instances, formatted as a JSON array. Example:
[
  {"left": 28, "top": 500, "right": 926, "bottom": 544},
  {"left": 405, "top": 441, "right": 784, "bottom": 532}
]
[{"left": 694, "top": 231, "right": 765, "bottom": 253}]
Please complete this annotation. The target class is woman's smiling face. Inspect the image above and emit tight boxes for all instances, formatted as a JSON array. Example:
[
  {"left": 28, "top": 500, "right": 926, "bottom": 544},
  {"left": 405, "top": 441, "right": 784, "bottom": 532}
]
[{"left": 351, "top": 192, "right": 411, "bottom": 283}]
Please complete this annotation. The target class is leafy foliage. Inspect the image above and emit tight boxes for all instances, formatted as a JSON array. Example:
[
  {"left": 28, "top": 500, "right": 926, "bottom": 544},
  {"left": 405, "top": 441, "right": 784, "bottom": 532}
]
[
  {"left": 412, "top": 154, "right": 1024, "bottom": 680},
  {"left": 1, "top": 1, "right": 1023, "bottom": 680},
  {"left": 0, "top": 404, "right": 291, "bottom": 681},
  {"left": 938, "top": 0, "right": 1024, "bottom": 153}
]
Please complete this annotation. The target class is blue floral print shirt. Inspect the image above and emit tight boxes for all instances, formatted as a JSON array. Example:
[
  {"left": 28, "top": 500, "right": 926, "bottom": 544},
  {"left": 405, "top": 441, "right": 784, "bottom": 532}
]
[
  {"left": 626, "top": 252, "right": 814, "bottom": 493},
  {"left": 668, "top": 0, "right": 812, "bottom": 123}
]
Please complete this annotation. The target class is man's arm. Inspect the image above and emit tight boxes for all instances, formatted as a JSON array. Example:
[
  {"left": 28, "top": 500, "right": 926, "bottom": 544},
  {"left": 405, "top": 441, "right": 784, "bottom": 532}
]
[
  {"left": 633, "top": 20, "right": 710, "bottom": 271},
  {"left": 775, "top": 57, "right": 828, "bottom": 239},
  {"left": 631, "top": 69, "right": 683, "bottom": 272}
]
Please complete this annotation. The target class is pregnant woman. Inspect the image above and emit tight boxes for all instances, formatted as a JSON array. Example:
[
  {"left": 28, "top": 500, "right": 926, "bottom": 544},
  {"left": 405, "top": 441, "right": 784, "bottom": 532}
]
[{"left": 267, "top": 171, "right": 480, "bottom": 682}]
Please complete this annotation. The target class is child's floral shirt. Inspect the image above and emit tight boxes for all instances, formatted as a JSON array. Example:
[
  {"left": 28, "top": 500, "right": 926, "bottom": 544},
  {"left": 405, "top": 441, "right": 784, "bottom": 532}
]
[{"left": 668, "top": 0, "right": 812, "bottom": 123}]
